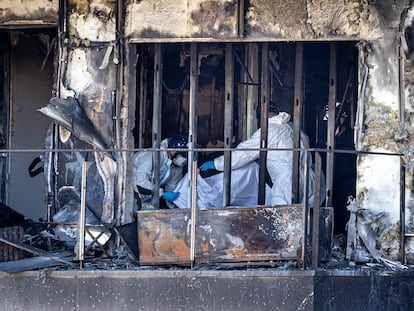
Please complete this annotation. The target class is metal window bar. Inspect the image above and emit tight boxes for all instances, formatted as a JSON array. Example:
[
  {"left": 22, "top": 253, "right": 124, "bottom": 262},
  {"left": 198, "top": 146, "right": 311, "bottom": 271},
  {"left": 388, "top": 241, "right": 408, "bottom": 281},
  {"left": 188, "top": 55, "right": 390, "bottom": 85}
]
[
  {"left": 223, "top": 43, "right": 234, "bottom": 207},
  {"left": 312, "top": 152, "right": 323, "bottom": 269},
  {"left": 293, "top": 42, "right": 304, "bottom": 204},
  {"left": 300, "top": 149, "right": 309, "bottom": 269},
  {"left": 151, "top": 44, "right": 163, "bottom": 209},
  {"left": 258, "top": 42, "right": 269, "bottom": 205},
  {"left": 326, "top": 43, "right": 337, "bottom": 207},
  {"left": 188, "top": 43, "right": 198, "bottom": 267}
]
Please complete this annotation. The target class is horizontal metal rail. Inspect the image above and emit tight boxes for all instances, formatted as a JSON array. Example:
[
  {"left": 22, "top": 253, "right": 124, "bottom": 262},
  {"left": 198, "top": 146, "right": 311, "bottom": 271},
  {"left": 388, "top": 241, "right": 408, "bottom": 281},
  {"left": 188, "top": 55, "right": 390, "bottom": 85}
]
[{"left": 0, "top": 147, "right": 404, "bottom": 157}]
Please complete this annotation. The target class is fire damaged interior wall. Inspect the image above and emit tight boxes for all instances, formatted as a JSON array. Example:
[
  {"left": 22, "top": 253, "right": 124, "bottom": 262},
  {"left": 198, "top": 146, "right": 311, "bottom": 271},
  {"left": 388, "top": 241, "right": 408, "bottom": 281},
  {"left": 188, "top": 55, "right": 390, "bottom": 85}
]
[
  {"left": 125, "top": 0, "right": 411, "bottom": 41},
  {"left": 132, "top": 41, "right": 358, "bottom": 222},
  {"left": 39, "top": 0, "right": 118, "bottom": 234},
  {"left": 3, "top": 0, "right": 414, "bottom": 267},
  {"left": 351, "top": 2, "right": 414, "bottom": 263}
]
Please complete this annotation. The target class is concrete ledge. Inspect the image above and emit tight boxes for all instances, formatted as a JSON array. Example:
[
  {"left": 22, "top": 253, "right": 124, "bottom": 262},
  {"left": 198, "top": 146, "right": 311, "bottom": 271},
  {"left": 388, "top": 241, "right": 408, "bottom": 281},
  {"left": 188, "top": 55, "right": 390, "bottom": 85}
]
[{"left": 0, "top": 269, "right": 413, "bottom": 310}]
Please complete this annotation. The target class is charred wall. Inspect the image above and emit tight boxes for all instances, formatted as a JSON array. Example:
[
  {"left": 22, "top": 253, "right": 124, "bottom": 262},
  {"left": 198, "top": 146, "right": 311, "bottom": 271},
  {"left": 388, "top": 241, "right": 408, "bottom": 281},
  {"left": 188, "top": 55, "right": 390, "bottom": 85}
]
[
  {"left": 2, "top": 0, "right": 414, "bottom": 265},
  {"left": 0, "top": 0, "right": 58, "bottom": 27}
]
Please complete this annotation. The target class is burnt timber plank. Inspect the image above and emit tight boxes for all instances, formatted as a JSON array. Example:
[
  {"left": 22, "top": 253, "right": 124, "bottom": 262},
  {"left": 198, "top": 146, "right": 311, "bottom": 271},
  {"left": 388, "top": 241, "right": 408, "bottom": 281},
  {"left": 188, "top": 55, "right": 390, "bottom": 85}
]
[{"left": 137, "top": 205, "right": 303, "bottom": 265}]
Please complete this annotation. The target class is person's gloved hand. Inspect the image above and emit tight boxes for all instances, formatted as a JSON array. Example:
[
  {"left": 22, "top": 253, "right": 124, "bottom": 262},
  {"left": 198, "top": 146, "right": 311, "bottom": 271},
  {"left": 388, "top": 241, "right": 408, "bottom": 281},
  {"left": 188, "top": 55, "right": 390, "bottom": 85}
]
[
  {"left": 200, "top": 160, "right": 215, "bottom": 171},
  {"left": 164, "top": 191, "right": 180, "bottom": 202}
]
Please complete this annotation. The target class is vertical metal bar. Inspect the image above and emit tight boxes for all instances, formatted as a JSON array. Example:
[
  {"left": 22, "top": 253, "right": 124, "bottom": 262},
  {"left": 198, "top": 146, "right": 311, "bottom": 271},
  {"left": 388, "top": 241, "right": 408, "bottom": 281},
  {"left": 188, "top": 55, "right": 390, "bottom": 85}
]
[
  {"left": 258, "top": 43, "right": 269, "bottom": 205},
  {"left": 312, "top": 152, "right": 322, "bottom": 269},
  {"left": 190, "top": 160, "right": 198, "bottom": 267},
  {"left": 326, "top": 43, "right": 336, "bottom": 207},
  {"left": 223, "top": 43, "right": 234, "bottom": 207},
  {"left": 239, "top": 46, "right": 247, "bottom": 141},
  {"left": 247, "top": 43, "right": 259, "bottom": 137},
  {"left": 188, "top": 43, "right": 198, "bottom": 266},
  {"left": 77, "top": 161, "right": 87, "bottom": 268},
  {"left": 139, "top": 46, "right": 147, "bottom": 149},
  {"left": 293, "top": 42, "right": 303, "bottom": 204},
  {"left": 399, "top": 157, "right": 406, "bottom": 263},
  {"left": 301, "top": 150, "right": 309, "bottom": 269},
  {"left": 152, "top": 44, "right": 163, "bottom": 209}
]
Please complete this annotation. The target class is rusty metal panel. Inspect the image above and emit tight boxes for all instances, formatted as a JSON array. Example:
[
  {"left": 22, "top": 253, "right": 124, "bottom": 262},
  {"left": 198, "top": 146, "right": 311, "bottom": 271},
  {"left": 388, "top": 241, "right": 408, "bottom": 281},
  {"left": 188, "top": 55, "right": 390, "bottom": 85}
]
[
  {"left": 125, "top": 0, "right": 239, "bottom": 40},
  {"left": 138, "top": 209, "right": 191, "bottom": 265},
  {"left": 137, "top": 205, "right": 303, "bottom": 265}
]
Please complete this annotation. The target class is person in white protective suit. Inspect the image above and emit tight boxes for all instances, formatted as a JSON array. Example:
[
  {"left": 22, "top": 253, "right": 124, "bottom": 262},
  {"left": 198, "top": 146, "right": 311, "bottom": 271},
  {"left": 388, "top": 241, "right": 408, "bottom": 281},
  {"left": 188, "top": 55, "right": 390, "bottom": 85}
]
[
  {"left": 173, "top": 161, "right": 273, "bottom": 209},
  {"left": 133, "top": 133, "right": 188, "bottom": 209},
  {"left": 200, "top": 102, "right": 317, "bottom": 206}
]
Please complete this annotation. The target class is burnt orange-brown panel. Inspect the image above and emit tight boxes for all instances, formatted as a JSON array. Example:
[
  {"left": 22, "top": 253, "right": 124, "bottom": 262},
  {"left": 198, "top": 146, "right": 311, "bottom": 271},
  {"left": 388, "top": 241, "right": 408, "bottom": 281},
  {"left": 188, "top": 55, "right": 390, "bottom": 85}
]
[
  {"left": 194, "top": 206, "right": 303, "bottom": 263},
  {"left": 137, "top": 205, "right": 303, "bottom": 265},
  {"left": 137, "top": 209, "right": 192, "bottom": 265}
]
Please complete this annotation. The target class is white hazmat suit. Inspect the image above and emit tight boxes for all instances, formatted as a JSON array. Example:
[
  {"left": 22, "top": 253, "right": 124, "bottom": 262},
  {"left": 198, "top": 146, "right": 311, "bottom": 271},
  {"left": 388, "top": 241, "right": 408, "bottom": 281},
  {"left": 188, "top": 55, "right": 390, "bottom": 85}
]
[
  {"left": 213, "top": 112, "right": 316, "bottom": 206},
  {"left": 133, "top": 139, "right": 183, "bottom": 207},
  {"left": 173, "top": 162, "right": 273, "bottom": 209}
]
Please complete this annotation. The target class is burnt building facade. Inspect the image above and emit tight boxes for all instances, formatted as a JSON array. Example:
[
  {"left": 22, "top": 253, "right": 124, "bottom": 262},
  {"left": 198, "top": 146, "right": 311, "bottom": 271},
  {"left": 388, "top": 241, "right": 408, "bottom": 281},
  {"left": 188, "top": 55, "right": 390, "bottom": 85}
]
[{"left": 1, "top": 1, "right": 414, "bottom": 310}]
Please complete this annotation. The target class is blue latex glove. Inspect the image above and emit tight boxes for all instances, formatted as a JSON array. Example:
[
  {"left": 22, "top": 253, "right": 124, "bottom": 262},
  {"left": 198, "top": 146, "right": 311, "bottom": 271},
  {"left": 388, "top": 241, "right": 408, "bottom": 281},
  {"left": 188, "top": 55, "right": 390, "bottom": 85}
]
[
  {"left": 200, "top": 160, "right": 215, "bottom": 171},
  {"left": 164, "top": 191, "right": 179, "bottom": 202}
]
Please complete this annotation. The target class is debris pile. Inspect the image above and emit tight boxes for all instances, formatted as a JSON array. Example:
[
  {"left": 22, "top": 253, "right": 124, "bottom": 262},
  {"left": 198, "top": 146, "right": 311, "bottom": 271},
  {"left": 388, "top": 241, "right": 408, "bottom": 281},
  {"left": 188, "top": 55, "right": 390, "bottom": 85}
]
[{"left": 346, "top": 197, "right": 408, "bottom": 270}]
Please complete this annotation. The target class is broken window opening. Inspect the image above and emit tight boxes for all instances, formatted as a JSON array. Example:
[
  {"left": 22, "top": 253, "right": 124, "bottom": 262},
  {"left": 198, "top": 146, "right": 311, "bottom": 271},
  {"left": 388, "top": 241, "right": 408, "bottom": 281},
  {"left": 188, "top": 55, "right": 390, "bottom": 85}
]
[{"left": 130, "top": 40, "right": 359, "bottom": 266}]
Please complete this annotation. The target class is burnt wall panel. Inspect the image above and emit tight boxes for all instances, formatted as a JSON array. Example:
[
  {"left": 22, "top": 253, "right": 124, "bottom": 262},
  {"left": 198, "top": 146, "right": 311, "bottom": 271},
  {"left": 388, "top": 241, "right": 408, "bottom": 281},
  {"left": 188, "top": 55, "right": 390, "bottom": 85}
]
[
  {"left": 125, "top": 0, "right": 239, "bottom": 39},
  {"left": 137, "top": 206, "right": 303, "bottom": 265},
  {"left": 0, "top": 0, "right": 58, "bottom": 27},
  {"left": 67, "top": 0, "right": 115, "bottom": 41},
  {"left": 246, "top": 0, "right": 369, "bottom": 40}
]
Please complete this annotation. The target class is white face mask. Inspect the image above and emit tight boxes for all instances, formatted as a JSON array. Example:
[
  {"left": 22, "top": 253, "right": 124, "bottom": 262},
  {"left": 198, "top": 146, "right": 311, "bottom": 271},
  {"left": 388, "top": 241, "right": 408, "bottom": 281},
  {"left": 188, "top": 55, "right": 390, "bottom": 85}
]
[{"left": 172, "top": 154, "right": 187, "bottom": 167}]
